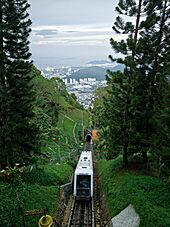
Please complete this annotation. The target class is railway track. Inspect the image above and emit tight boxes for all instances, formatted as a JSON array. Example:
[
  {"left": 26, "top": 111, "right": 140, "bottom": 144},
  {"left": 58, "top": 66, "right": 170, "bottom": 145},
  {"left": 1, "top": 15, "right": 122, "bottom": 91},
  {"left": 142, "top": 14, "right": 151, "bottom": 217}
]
[
  {"left": 67, "top": 198, "right": 94, "bottom": 227},
  {"left": 67, "top": 135, "right": 95, "bottom": 227},
  {"left": 84, "top": 142, "right": 93, "bottom": 151}
]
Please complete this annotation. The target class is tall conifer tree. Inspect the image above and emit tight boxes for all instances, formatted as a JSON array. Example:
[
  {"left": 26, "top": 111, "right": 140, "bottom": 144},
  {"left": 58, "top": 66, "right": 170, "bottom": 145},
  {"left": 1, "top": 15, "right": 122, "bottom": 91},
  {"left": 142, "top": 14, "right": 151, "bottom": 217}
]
[
  {"left": 106, "top": 0, "right": 145, "bottom": 167},
  {"left": 0, "top": 0, "right": 40, "bottom": 168},
  {"left": 138, "top": 0, "right": 170, "bottom": 166},
  {"left": 97, "top": 0, "right": 170, "bottom": 167}
]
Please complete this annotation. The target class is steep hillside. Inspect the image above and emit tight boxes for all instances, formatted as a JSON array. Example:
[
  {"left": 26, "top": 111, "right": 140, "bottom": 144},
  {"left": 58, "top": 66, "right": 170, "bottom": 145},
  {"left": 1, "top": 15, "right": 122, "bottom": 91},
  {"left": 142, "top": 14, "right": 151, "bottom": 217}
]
[
  {"left": 68, "top": 64, "right": 124, "bottom": 81},
  {"left": 99, "top": 157, "right": 170, "bottom": 226},
  {"left": 32, "top": 66, "right": 90, "bottom": 163},
  {"left": 0, "top": 66, "right": 90, "bottom": 226}
]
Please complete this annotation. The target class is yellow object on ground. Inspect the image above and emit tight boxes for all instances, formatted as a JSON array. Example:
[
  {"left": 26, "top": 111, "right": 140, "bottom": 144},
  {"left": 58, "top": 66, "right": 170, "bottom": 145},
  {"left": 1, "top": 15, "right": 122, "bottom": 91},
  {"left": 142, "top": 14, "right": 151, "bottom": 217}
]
[{"left": 38, "top": 215, "right": 53, "bottom": 227}]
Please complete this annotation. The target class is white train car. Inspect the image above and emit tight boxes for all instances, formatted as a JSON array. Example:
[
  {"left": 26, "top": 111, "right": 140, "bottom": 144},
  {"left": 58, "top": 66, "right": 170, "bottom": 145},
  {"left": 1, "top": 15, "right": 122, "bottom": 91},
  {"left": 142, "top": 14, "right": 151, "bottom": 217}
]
[
  {"left": 85, "top": 133, "right": 92, "bottom": 144},
  {"left": 73, "top": 151, "right": 93, "bottom": 200}
]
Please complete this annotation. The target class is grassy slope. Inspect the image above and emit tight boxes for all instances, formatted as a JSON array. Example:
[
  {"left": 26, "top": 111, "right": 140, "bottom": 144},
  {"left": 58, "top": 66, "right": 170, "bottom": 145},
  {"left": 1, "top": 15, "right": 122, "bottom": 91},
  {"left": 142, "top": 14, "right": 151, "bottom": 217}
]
[
  {"left": 0, "top": 164, "right": 73, "bottom": 227},
  {"left": 57, "top": 109, "right": 90, "bottom": 151},
  {"left": 83, "top": 110, "right": 90, "bottom": 127},
  {"left": 99, "top": 157, "right": 170, "bottom": 227},
  {"left": 63, "top": 116, "right": 76, "bottom": 144},
  {"left": 32, "top": 67, "right": 90, "bottom": 160}
]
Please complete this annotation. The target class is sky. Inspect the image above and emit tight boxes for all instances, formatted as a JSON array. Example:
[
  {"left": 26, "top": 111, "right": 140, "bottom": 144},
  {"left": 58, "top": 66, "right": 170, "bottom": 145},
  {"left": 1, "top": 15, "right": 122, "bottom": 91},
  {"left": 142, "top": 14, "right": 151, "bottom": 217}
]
[{"left": 28, "top": 0, "right": 120, "bottom": 68}]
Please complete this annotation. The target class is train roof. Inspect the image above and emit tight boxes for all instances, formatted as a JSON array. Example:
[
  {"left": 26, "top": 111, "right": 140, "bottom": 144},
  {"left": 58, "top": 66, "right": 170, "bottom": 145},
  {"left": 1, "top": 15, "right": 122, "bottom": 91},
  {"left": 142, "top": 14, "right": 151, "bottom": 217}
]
[{"left": 75, "top": 151, "right": 93, "bottom": 175}]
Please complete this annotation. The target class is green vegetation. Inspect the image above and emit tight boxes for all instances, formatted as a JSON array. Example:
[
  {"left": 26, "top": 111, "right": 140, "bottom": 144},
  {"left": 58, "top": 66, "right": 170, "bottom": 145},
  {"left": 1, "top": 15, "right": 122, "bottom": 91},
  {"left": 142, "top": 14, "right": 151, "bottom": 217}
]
[
  {"left": 22, "top": 164, "right": 72, "bottom": 186},
  {"left": 69, "top": 65, "right": 124, "bottom": 81},
  {"left": 56, "top": 107, "right": 90, "bottom": 158},
  {"left": 0, "top": 0, "right": 40, "bottom": 169},
  {"left": 30, "top": 67, "right": 90, "bottom": 163},
  {"left": 0, "top": 64, "right": 89, "bottom": 225},
  {"left": 0, "top": 12, "right": 89, "bottom": 225},
  {"left": 83, "top": 110, "right": 90, "bottom": 127},
  {"left": 69, "top": 66, "right": 107, "bottom": 81},
  {"left": 0, "top": 163, "right": 73, "bottom": 226},
  {"left": 63, "top": 116, "right": 76, "bottom": 144},
  {"left": 0, "top": 1, "right": 87, "bottom": 227},
  {"left": 99, "top": 157, "right": 170, "bottom": 226},
  {"left": 93, "top": 3, "right": 170, "bottom": 224},
  {"left": 93, "top": 0, "right": 170, "bottom": 174}
]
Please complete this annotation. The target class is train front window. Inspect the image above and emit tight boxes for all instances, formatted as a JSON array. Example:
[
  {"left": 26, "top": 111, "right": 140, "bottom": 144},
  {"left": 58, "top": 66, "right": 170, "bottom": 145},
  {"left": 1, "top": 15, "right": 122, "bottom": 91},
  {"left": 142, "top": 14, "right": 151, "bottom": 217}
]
[{"left": 77, "top": 175, "right": 91, "bottom": 189}]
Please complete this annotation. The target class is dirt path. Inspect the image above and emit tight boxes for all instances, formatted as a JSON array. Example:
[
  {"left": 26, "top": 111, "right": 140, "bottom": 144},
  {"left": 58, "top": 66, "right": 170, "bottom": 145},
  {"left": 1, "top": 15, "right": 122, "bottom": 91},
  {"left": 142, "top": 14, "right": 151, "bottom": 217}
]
[
  {"left": 73, "top": 122, "right": 78, "bottom": 144},
  {"left": 81, "top": 110, "right": 84, "bottom": 127},
  {"left": 61, "top": 115, "right": 68, "bottom": 145}
]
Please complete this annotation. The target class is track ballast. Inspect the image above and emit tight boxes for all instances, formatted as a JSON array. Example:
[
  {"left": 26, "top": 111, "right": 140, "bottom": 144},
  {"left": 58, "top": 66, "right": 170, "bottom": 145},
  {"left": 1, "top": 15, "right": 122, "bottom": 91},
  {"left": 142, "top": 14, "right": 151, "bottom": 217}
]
[{"left": 67, "top": 198, "right": 94, "bottom": 227}]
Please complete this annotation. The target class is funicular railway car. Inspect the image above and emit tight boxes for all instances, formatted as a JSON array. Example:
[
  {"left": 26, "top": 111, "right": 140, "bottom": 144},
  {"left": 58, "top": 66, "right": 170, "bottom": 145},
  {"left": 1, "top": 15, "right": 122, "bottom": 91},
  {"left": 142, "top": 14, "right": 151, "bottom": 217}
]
[
  {"left": 84, "top": 128, "right": 92, "bottom": 143},
  {"left": 73, "top": 151, "right": 93, "bottom": 200},
  {"left": 84, "top": 128, "right": 93, "bottom": 151},
  {"left": 85, "top": 133, "right": 92, "bottom": 143}
]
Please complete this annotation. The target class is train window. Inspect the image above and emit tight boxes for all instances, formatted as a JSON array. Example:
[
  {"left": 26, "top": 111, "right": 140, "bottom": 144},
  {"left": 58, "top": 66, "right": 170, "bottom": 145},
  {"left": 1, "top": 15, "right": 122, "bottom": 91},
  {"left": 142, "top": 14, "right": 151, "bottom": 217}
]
[
  {"left": 77, "top": 188, "right": 90, "bottom": 197},
  {"left": 76, "top": 175, "right": 91, "bottom": 189}
]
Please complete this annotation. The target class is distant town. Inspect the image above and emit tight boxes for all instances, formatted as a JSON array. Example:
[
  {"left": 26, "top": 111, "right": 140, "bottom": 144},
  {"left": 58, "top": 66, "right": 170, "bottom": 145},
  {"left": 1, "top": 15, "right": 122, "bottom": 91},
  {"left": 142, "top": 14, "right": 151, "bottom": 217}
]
[{"left": 41, "top": 61, "right": 124, "bottom": 108}]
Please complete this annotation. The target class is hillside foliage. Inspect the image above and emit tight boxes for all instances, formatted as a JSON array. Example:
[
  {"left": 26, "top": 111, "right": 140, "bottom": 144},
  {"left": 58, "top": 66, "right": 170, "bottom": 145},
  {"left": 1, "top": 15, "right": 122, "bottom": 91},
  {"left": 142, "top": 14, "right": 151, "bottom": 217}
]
[
  {"left": 0, "top": 163, "right": 73, "bottom": 226},
  {"left": 99, "top": 157, "right": 170, "bottom": 227}
]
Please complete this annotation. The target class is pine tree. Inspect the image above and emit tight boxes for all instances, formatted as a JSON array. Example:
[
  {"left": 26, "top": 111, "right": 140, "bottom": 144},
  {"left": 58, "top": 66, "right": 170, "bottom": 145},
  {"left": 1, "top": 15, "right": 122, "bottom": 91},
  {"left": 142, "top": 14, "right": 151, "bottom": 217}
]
[
  {"left": 106, "top": 0, "right": 144, "bottom": 167},
  {"left": 99, "top": 0, "right": 170, "bottom": 167},
  {"left": 0, "top": 0, "right": 40, "bottom": 168},
  {"left": 145, "top": 0, "right": 170, "bottom": 170}
]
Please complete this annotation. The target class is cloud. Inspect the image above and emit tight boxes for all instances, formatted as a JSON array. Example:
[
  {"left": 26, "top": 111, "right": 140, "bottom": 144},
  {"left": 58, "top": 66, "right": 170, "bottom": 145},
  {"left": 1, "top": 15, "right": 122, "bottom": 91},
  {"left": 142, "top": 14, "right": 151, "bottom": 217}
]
[
  {"left": 34, "top": 29, "right": 59, "bottom": 38},
  {"left": 32, "top": 23, "right": 112, "bottom": 33},
  {"left": 28, "top": 0, "right": 119, "bottom": 67},
  {"left": 34, "top": 35, "right": 110, "bottom": 46},
  {"left": 31, "top": 23, "right": 126, "bottom": 46}
]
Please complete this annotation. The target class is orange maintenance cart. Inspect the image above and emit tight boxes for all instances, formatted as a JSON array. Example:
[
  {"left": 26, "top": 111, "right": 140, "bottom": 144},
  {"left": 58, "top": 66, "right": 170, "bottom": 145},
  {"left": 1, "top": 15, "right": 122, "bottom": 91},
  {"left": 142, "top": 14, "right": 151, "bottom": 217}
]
[{"left": 92, "top": 130, "right": 98, "bottom": 141}]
